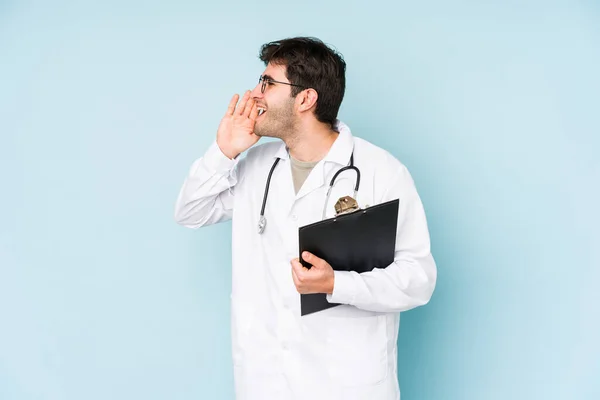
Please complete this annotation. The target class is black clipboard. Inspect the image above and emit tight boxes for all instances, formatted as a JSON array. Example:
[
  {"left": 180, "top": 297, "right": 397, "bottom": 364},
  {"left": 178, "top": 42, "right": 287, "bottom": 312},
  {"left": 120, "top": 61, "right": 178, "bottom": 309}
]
[{"left": 298, "top": 198, "right": 399, "bottom": 316}]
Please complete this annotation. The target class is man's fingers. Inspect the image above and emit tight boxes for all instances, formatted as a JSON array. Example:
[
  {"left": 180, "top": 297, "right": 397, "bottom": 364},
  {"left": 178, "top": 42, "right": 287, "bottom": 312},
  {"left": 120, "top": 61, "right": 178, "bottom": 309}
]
[
  {"left": 291, "top": 258, "right": 302, "bottom": 273},
  {"left": 302, "top": 251, "right": 317, "bottom": 265},
  {"left": 226, "top": 94, "right": 239, "bottom": 116},
  {"left": 243, "top": 98, "right": 255, "bottom": 118},
  {"left": 249, "top": 102, "right": 259, "bottom": 121},
  {"left": 236, "top": 91, "right": 251, "bottom": 115},
  {"left": 291, "top": 259, "right": 301, "bottom": 286}
]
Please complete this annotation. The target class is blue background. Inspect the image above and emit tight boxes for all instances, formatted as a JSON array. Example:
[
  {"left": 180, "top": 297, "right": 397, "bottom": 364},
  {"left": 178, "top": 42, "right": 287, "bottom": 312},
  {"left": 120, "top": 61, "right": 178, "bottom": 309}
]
[{"left": 1, "top": 1, "right": 599, "bottom": 399}]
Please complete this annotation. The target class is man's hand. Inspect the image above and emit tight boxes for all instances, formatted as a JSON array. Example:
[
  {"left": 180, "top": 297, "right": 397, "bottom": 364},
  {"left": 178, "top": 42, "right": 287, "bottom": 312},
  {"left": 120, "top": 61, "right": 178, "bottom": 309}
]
[
  {"left": 291, "top": 251, "right": 335, "bottom": 294},
  {"left": 216, "top": 90, "right": 260, "bottom": 159}
]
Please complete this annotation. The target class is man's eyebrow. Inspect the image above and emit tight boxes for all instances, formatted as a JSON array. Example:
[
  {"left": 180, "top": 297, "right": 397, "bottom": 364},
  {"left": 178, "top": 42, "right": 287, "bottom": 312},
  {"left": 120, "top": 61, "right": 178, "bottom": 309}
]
[{"left": 262, "top": 74, "right": 275, "bottom": 81}]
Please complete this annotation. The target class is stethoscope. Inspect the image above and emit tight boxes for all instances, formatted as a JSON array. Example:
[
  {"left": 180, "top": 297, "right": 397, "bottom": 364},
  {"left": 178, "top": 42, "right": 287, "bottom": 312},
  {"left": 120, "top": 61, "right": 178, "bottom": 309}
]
[{"left": 258, "top": 151, "right": 360, "bottom": 234}]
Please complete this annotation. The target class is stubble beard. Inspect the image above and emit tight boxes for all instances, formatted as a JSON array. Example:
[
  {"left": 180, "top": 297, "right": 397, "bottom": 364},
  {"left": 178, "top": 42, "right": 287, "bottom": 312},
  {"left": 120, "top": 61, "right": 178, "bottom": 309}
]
[{"left": 253, "top": 99, "right": 298, "bottom": 142}]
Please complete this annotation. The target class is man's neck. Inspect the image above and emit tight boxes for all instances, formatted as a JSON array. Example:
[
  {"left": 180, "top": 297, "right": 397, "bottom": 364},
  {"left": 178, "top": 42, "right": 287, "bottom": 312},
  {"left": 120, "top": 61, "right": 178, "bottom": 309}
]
[{"left": 286, "top": 122, "right": 338, "bottom": 163}]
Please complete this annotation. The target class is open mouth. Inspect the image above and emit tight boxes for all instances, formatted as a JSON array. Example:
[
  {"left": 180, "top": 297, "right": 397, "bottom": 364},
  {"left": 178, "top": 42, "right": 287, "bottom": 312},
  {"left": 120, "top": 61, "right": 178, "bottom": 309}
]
[{"left": 257, "top": 107, "right": 267, "bottom": 117}]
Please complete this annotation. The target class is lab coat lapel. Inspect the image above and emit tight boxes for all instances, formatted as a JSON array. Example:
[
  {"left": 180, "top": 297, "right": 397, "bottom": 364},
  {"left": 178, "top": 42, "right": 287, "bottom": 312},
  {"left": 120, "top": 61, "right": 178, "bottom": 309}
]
[
  {"left": 295, "top": 162, "right": 325, "bottom": 201},
  {"left": 268, "top": 142, "right": 296, "bottom": 218},
  {"left": 267, "top": 122, "right": 356, "bottom": 225},
  {"left": 295, "top": 121, "right": 355, "bottom": 203},
  {"left": 295, "top": 121, "right": 355, "bottom": 202},
  {"left": 274, "top": 159, "right": 296, "bottom": 217},
  {"left": 270, "top": 159, "right": 301, "bottom": 259}
]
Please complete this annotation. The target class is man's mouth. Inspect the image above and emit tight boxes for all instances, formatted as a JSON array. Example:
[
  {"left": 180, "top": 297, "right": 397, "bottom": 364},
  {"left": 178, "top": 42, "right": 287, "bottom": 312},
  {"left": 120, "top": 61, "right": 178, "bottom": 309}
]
[{"left": 257, "top": 107, "right": 267, "bottom": 117}]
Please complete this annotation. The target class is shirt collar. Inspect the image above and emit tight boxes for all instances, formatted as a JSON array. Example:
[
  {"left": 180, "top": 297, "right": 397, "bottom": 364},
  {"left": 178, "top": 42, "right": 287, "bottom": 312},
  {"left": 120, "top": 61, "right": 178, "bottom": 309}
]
[{"left": 272, "top": 120, "right": 354, "bottom": 166}]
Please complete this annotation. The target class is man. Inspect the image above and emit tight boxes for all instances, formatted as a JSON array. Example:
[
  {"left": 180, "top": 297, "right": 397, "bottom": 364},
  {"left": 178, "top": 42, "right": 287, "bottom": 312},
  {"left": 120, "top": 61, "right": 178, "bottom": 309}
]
[{"left": 174, "top": 37, "right": 436, "bottom": 400}]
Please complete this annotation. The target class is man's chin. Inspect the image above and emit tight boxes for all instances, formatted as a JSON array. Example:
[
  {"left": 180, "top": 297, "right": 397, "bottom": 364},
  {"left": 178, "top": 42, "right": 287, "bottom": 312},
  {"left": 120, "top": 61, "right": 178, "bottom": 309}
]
[{"left": 253, "top": 129, "right": 274, "bottom": 138}]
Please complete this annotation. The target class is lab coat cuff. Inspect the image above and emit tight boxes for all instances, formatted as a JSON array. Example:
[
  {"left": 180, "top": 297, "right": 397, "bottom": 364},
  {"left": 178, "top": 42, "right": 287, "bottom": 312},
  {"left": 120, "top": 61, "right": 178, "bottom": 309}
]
[
  {"left": 203, "top": 141, "right": 238, "bottom": 174},
  {"left": 326, "top": 270, "right": 357, "bottom": 305}
]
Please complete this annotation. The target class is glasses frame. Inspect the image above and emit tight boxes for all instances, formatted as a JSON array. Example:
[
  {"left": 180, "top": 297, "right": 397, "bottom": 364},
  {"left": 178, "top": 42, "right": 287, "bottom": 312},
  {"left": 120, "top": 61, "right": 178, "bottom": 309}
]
[{"left": 258, "top": 75, "right": 307, "bottom": 93}]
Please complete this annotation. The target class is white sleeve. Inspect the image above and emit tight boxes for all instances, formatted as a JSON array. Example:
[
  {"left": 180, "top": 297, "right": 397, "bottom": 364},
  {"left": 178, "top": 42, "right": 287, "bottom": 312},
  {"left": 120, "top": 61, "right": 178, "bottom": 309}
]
[
  {"left": 174, "top": 141, "right": 241, "bottom": 229},
  {"left": 326, "top": 163, "right": 437, "bottom": 313}
]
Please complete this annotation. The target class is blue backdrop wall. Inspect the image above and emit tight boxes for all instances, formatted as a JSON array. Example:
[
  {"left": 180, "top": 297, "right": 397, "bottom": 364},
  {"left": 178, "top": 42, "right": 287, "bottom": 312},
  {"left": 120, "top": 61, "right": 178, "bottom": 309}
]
[{"left": 1, "top": 1, "right": 599, "bottom": 399}]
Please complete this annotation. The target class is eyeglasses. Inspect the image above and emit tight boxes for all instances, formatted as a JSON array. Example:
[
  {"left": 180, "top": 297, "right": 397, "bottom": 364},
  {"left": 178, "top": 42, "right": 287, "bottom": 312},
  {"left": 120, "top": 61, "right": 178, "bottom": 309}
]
[{"left": 258, "top": 75, "right": 307, "bottom": 93}]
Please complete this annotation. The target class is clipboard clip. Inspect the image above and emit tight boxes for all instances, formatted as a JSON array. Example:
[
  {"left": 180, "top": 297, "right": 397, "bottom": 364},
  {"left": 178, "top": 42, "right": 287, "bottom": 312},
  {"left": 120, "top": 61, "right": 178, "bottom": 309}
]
[
  {"left": 334, "top": 195, "right": 359, "bottom": 216},
  {"left": 322, "top": 187, "right": 362, "bottom": 220}
]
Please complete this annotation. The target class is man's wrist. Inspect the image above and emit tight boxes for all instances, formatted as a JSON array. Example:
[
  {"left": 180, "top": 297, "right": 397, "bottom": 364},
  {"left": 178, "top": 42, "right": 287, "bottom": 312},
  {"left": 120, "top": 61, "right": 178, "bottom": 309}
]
[
  {"left": 325, "top": 272, "right": 334, "bottom": 295},
  {"left": 216, "top": 141, "right": 239, "bottom": 160}
]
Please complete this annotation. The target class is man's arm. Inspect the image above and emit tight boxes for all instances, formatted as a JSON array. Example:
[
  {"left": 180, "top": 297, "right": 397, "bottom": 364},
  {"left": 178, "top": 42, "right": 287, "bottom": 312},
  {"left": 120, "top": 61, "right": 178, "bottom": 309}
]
[
  {"left": 174, "top": 142, "right": 240, "bottom": 228},
  {"left": 174, "top": 91, "right": 260, "bottom": 229},
  {"left": 326, "top": 162, "right": 437, "bottom": 312},
  {"left": 291, "top": 160, "right": 437, "bottom": 313}
]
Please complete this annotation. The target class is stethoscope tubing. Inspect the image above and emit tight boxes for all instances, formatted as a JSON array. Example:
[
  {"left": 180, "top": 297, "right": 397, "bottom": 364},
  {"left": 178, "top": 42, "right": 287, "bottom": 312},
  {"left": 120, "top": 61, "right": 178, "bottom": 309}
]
[{"left": 258, "top": 152, "right": 359, "bottom": 234}]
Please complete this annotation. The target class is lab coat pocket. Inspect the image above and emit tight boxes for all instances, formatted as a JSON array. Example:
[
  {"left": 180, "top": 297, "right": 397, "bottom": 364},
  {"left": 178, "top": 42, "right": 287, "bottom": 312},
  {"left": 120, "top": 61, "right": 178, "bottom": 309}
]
[{"left": 326, "top": 314, "right": 388, "bottom": 386}]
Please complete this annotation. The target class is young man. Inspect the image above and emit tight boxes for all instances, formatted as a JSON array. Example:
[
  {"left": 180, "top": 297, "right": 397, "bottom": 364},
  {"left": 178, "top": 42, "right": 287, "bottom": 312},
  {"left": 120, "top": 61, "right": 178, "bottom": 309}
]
[{"left": 174, "top": 37, "right": 437, "bottom": 400}]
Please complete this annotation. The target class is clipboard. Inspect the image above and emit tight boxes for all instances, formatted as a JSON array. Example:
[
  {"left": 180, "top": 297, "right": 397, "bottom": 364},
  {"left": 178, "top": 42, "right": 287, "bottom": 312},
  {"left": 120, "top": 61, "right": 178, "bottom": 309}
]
[{"left": 298, "top": 198, "right": 399, "bottom": 316}]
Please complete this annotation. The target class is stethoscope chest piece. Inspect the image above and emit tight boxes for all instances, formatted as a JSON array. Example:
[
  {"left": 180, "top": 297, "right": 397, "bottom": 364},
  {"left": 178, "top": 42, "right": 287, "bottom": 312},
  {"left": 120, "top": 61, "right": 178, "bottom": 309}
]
[{"left": 334, "top": 195, "right": 359, "bottom": 216}]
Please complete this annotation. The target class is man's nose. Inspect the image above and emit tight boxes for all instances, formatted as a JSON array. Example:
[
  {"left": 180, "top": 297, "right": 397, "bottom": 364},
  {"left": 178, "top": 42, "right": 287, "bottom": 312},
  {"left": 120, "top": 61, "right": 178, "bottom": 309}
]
[{"left": 250, "top": 83, "right": 263, "bottom": 99}]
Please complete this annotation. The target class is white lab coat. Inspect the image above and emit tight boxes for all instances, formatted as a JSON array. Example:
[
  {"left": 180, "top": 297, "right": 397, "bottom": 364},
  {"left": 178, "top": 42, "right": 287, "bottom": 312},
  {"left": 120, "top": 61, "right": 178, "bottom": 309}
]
[{"left": 174, "top": 120, "right": 437, "bottom": 400}]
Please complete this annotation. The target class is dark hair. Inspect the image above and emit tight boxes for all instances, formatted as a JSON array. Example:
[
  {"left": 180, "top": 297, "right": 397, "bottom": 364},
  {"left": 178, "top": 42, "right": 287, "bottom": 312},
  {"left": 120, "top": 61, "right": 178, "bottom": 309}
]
[{"left": 259, "top": 37, "right": 346, "bottom": 127}]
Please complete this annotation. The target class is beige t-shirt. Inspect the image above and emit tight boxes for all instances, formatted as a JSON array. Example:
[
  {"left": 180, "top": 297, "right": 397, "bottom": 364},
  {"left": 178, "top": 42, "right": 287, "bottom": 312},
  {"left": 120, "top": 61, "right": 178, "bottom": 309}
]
[{"left": 290, "top": 156, "right": 319, "bottom": 194}]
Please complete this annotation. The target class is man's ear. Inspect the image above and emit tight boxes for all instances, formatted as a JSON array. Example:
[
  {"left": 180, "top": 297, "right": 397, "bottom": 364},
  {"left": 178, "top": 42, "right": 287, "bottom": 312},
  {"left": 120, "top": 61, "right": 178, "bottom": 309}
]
[{"left": 296, "top": 88, "right": 318, "bottom": 113}]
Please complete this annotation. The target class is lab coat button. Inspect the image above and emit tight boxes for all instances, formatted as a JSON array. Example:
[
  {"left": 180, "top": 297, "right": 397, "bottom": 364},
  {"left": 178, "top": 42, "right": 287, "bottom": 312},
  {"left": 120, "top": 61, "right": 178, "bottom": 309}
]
[{"left": 291, "top": 214, "right": 298, "bottom": 221}]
